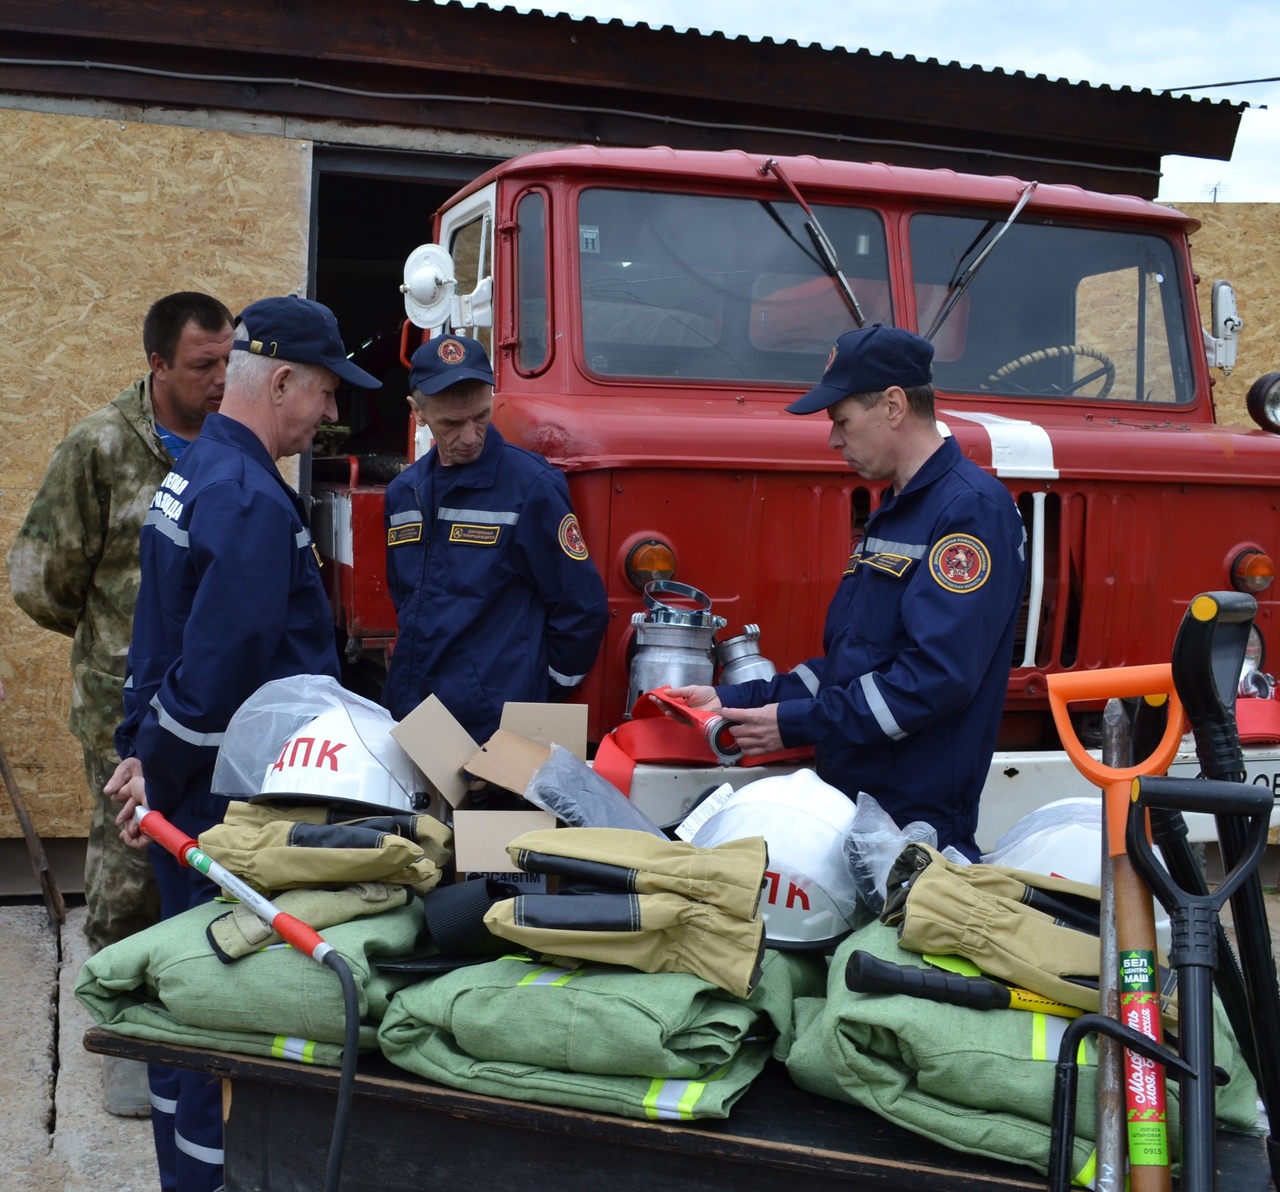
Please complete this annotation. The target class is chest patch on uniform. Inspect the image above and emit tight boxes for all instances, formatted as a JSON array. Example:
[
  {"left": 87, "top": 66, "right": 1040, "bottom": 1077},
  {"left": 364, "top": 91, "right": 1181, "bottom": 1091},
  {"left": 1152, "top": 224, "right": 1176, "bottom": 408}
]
[
  {"left": 929, "top": 533, "right": 991, "bottom": 593},
  {"left": 558, "top": 513, "right": 589, "bottom": 560},
  {"left": 388, "top": 522, "right": 423, "bottom": 547},
  {"left": 449, "top": 523, "right": 502, "bottom": 546}
]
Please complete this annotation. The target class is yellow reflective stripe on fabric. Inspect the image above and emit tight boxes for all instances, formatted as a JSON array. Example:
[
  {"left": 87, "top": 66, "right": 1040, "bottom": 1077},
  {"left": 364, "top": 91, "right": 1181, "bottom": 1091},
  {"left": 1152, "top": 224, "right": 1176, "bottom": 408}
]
[
  {"left": 642, "top": 1077, "right": 705, "bottom": 1120},
  {"left": 272, "top": 1035, "right": 318, "bottom": 1064},
  {"left": 1032, "top": 1013, "right": 1087, "bottom": 1065},
  {"left": 517, "top": 964, "right": 584, "bottom": 987},
  {"left": 1074, "top": 1148, "right": 1098, "bottom": 1188},
  {"left": 641, "top": 1060, "right": 734, "bottom": 1121}
]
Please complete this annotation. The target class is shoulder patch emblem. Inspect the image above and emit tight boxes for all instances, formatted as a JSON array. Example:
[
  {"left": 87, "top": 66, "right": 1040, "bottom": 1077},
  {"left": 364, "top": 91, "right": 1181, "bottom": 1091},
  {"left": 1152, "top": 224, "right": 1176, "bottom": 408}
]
[
  {"left": 929, "top": 533, "right": 991, "bottom": 593},
  {"left": 438, "top": 338, "right": 467, "bottom": 365},
  {"left": 558, "top": 514, "right": 589, "bottom": 560}
]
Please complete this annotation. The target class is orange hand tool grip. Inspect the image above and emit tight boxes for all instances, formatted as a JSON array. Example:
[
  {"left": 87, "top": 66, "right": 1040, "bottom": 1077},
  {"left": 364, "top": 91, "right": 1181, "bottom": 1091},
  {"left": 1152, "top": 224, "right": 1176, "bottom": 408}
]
[{"left": 1047, "top": 665, "right": 1185, "bottom": 791}]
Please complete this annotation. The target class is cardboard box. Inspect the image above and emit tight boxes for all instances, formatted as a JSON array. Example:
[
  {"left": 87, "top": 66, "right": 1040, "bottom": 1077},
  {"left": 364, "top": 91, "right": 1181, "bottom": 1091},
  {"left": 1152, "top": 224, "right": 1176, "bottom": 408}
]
[{"left": 391, "top": 696, "right": 586, "bottom": 873}]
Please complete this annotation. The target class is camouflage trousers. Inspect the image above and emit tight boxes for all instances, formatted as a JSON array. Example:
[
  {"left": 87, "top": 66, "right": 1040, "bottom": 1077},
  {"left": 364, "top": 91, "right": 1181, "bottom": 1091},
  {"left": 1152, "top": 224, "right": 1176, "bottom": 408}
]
[{"left": 82, "top": 746, "right": 160, "bottom": 952}]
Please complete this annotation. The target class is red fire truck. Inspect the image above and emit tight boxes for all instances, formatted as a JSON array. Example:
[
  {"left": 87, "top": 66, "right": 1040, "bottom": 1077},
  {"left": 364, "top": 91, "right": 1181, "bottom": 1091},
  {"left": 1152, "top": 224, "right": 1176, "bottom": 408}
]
[{"left": 311, "top": 145, "right": 1280, "bottom": 847}]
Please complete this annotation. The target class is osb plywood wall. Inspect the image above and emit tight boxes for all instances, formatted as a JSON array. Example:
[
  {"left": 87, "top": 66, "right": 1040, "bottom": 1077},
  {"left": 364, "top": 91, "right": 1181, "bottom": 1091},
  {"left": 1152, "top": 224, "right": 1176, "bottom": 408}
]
[
  {"left": 0, "top": 108, "right": 310, "bottom": 839},
  {"left": 1181, "top": 202, "right": 1280, "bottom": 425}
]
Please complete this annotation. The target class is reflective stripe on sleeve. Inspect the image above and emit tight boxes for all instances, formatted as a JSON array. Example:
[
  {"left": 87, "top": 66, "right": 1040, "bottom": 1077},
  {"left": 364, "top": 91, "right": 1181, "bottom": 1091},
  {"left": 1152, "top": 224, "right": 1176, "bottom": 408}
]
[
  {"left": 791, "top": 663, "right": 820, "bottom": 696},
  {"left": 151, "top": 694, "right": 226, "bottom": 748},
  {"left": 144, "top": 508, "right": 189, "bottom": 547},
  {"left": 548, "top": 666, "right": 587, "bottom": 686},
  {"left": 862, "top": 536, "right": 926, "bottom": 559},
  {"left": 388, "top": 510, "right": 421, "bottom": 526},
  {"left": 860, "top": 672, "right": 907, "bottom": 740}
]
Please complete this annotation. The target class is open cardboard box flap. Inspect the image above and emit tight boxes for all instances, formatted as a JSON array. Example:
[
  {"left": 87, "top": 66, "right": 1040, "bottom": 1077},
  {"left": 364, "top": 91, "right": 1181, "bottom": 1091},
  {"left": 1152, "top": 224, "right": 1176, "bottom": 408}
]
[
  {"left": 392, "top": 696, "right": 589, "bottom": 807},
  {"left": 462, "top": 702, "right": 589, "bottom": 798},
  {"left": 391, "top": 697, "right": 586, "bottom": 871}
]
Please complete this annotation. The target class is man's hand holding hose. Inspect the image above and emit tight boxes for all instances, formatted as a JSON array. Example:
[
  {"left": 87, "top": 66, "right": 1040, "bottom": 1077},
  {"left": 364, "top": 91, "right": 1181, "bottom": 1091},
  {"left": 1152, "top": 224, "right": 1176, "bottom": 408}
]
[{"left": 663, "top": 686, "right": 785, "bottom": 756}]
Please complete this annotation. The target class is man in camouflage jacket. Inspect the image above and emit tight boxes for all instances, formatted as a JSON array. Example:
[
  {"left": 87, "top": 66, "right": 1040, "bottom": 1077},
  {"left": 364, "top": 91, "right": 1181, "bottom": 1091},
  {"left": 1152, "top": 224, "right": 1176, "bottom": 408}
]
[{"left": 7, "top": 292, "right": 233, "bottom": 954}]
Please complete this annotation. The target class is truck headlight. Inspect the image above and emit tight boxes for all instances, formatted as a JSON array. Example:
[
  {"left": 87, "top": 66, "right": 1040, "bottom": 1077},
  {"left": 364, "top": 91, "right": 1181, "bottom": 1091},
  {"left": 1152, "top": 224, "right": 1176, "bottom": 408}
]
[{"left": 1246, "top": 372, "right": 1280, "bottom": 433}]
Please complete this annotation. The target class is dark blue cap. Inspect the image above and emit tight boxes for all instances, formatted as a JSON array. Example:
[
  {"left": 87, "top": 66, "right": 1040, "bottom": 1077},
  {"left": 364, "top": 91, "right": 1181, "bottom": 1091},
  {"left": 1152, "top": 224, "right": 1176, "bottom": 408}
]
[
  {"left": 409, "top": 335, "right": 494, "bottom": 396},
  {"left": 787, "top": 324, "right": 933, "bottom": 414},
  {"left": 233, "top": 296, "right": 381, "bottom": 389}
]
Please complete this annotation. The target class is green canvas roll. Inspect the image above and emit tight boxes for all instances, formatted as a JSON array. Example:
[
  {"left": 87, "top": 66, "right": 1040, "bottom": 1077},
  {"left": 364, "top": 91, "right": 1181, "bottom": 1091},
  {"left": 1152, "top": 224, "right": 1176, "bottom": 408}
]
[
  {"left": 786, "top": 920, "right": 1261, "bottom": 1180},
  {"left": 76, "top": 899, "right": 422, "bottom": 1061},
  {"left": 379, "top": 947, "right": 822, "bottom": 1082},
  {"left": 384, "top": 1028, "right": 770, "bottom": 1121}
]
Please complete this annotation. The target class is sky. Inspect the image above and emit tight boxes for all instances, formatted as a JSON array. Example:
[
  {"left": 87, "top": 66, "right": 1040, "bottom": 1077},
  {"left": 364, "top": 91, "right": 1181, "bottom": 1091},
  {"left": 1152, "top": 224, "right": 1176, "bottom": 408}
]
[{"left": 449, "top": 0, "right": 1280, "bottom": 202}]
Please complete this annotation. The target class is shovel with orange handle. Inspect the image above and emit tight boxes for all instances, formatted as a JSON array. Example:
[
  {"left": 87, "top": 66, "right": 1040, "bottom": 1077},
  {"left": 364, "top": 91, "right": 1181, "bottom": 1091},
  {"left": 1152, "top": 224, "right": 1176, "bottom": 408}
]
[{"left": 1047, "top": 664, "right": 1186, "bottom": 1192}]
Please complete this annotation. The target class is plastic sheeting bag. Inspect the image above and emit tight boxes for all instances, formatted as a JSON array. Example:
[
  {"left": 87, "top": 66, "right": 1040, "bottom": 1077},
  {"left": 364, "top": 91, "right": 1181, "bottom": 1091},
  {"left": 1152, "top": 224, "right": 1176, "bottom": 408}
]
[
  {"left": 842, "top": 792, "right": 968, "bottom": 916},
  {"left": 982, "top": 796, "right": 1103, "bottom": 884},
  {"left": 211, "top": 674, "right": 422, "bottom": 802},
  {"left": 523, "top": 744, "right": 666, "bottom": 837}
]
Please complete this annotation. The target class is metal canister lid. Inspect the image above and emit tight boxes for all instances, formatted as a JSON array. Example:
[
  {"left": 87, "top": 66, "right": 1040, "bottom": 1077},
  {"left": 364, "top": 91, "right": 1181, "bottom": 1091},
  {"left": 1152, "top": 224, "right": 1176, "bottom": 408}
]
[{"left": 641, "top": 580, "right": 723, "bottom": 627}]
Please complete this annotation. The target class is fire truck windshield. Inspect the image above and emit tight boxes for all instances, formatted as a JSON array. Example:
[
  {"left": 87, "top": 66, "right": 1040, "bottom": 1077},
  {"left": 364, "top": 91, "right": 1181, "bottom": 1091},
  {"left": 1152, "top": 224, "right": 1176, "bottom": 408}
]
[
  {"left": 576, "top": 188, "right": 889, "bottom": 384},
  {"left": 573, "top": 187, "right": 1196, "bottom": 406},
  {"left": 912, "top": 215, "right": 1196, "bottom": 404}
]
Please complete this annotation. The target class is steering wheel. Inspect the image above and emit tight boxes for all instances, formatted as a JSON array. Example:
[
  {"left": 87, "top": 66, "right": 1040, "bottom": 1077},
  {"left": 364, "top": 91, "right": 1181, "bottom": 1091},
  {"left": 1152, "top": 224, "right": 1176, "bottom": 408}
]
[{"left": 983, "top": 344, "right": 1117, "bottom": 398}]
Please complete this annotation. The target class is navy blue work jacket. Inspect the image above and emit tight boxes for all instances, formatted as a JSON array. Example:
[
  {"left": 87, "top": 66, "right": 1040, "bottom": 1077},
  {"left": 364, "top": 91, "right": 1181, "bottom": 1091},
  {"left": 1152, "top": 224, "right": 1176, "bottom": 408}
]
[
  {"left": 382, "top": 426, "right": 608, "bottom": 740},
  {"left": 717, "top": 435, "right": 1026, "bottom": 859},
  {"left": 118, "top": 414, "right": 341, "bottom": 823}
]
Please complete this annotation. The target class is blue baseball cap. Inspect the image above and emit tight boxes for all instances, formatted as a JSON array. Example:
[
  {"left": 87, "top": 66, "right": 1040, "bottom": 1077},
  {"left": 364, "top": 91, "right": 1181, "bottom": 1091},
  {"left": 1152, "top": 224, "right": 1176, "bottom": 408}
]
[
  {"left": 409, "top": 335, "right": 494, "bottom": 396},
  {"left": 787, "top": 324, "right": 933, "bottom": 414},
  {"left": 233, "top": 296, "right": 381, "bottom": 389}
]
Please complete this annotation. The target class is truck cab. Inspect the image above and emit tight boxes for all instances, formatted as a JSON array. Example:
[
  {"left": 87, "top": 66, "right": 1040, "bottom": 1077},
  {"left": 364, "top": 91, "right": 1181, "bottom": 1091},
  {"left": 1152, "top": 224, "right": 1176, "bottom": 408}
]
[{"left": 312, "top": 145, "right": 1280, "bottom": 844}]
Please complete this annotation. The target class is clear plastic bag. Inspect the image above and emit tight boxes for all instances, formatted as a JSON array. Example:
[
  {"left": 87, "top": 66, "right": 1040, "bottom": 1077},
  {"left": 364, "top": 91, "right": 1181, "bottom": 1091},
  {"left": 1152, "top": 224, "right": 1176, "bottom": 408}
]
[
  {"left": 842, "top": 792, "right": 968, "bottom": 915},
  {"left": 211, "top": 674, "right": 402, "bottom": 799},
  {"left": 523, "top": 744, "right": 667, "bottom": 837}
]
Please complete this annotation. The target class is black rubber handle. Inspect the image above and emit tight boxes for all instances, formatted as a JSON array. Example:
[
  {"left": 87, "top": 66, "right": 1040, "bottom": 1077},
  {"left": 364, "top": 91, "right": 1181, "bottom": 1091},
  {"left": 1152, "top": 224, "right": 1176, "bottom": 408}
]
[{"left": 844, "top": 950, "right": 1010, "bottom": 1010}]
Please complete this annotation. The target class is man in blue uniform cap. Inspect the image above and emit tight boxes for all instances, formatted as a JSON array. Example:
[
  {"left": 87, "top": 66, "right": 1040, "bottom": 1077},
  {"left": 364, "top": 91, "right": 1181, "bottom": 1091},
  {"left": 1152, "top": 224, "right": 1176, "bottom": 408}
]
[
  {"left": 674, "top": 323, "right": 1026, "bottom": 860},
  {"left": 382, "top": 333, "right": 608, "bottom": 740},
  {"left": 108, "top": 294, "right": 379, "bottom": 1192}
]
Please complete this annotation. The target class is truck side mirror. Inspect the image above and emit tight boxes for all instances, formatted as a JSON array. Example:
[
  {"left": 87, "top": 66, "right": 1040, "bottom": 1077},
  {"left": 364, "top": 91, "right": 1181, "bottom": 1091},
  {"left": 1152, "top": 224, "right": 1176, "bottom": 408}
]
[
  {"left": 1203, "top": 279, "right": 1243, "bottom": 375},
  {"left": 401, "top": 243, "right": 458, "bottom": 330}
]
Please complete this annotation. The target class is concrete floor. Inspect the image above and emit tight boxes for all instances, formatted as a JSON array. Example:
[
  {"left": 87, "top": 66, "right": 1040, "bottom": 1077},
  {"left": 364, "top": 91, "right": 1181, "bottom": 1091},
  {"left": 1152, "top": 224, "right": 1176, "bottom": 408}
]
[{"left": 0, "top": 903, "right": 156, "bottom": 1192}]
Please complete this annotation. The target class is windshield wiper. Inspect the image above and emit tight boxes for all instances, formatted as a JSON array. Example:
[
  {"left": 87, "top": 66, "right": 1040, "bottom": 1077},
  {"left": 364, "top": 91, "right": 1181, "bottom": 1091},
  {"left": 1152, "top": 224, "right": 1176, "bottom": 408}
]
[
  {"left": 924, "top": 180, "right": 1038, "bottom": 341},
  {"left": 759, "top": 158, "right": 865, "bottom": 328}
]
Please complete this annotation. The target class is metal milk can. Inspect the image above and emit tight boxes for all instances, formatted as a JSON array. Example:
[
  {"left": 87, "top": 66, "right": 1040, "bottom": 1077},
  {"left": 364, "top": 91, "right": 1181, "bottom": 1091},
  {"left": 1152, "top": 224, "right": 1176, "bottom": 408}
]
[
  {"left": 626, "top": 581, "right": 726, "bottom": 713},
  {"left": 714, "top": 623, "right": 777, "bottom": 685}
]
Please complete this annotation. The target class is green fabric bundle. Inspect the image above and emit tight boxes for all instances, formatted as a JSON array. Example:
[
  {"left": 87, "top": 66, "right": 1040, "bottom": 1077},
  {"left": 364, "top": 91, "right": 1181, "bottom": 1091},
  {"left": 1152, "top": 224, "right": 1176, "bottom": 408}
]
[
  {"left": 379, "top": 948, "right": 822, "bottom": 1120},
  {"left": 786, "top": 921, "right": 1261, "bottom": 1180},
  {"left": 76, "top": 899, "right": 422, "bottom": 1064}
]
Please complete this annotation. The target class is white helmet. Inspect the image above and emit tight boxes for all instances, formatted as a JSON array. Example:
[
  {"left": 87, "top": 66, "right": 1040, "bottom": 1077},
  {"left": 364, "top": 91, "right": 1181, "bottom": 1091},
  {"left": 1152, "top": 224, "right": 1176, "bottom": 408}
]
[
  {"left": 692, "top": 769, "right": 860, "bottom": 950},
  {"left": 255, "top": 702, "right": 426, "bottom": 814}
]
